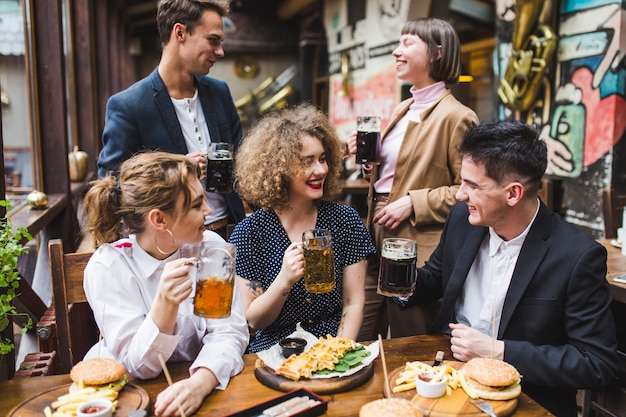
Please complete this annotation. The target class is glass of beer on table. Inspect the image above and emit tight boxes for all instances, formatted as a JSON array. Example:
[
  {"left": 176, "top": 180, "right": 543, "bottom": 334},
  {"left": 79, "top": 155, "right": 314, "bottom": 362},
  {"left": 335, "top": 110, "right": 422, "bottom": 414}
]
[
  {"left": 378, "top": 238, "right": 417, "bottom": 297},
  {"left": 192, "top": 241, "right": 236, "bottom": 318},
  {"left": 355, "top": 116, "right": 381, "bottom": 164},
  {"left": 302, "top": 228, "right": 336, "bottom": 294},
  {"left": 206, "top": 142, "right": 234, "bottom": 193}
]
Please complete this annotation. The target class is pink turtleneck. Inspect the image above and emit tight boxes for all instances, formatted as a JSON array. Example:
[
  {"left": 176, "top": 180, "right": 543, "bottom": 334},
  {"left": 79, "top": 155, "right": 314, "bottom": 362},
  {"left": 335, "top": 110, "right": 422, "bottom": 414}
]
[{"left": 374, "top": 81, "right": 447, "bottom": 194}]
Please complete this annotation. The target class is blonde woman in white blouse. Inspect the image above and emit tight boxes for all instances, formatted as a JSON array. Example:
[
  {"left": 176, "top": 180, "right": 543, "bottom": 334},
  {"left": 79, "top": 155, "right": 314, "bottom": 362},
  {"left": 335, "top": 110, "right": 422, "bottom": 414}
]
[{"left": 81, "top": 151, "right": 248, "bottom": 417}]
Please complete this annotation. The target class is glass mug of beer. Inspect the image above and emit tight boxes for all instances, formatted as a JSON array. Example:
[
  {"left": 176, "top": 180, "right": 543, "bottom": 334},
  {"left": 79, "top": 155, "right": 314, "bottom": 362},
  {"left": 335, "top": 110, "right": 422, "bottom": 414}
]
[
  {"left": 377, "top": 238, "right": 417, "bottom": 297},
  {"left": 206, "top": 142, "right": 234, "bottom": 193},
  {"left": 355, "top": 116, "right": 381, "bottom": 164},
  {"left": 192, "top": 241, "right": 236, "bottom": 318},
  {"left": 302, "top": 228, "right": 336, "bottom": 294}
]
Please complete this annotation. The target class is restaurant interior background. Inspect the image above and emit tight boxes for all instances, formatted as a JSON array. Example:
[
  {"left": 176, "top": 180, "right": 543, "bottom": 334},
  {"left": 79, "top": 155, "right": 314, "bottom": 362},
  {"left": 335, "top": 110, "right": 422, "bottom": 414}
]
[{"left": 0, "top": 0, "right": 625, "bottom": 379}]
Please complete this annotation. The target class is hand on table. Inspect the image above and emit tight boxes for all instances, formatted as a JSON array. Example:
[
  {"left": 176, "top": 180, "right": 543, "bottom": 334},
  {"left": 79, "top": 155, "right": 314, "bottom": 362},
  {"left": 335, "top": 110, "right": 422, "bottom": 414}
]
[{"left": 154, "top": 369, "right": 217, "bottom": 417}]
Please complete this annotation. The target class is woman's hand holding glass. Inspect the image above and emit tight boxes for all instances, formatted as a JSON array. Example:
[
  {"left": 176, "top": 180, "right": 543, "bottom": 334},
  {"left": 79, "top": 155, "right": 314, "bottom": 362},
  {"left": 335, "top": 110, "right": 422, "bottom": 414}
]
[
  {"left": 158, "top": 258, "right": 197, "bottom": 304},
  {"left": 278, "top": 242, "right": 305, "bottom": 288}
]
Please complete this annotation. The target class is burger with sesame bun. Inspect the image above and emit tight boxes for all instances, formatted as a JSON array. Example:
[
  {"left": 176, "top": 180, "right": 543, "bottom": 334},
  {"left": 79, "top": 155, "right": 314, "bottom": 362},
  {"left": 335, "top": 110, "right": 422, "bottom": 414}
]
[
  {"left": 461, "top": 357, "right": 521, "bottom": 401},
  {"left": 359, "top": 398, "right": 422, "bottom": 417},
  {"left": 69, "top": 357, "right": 128, "bottom": 392}
]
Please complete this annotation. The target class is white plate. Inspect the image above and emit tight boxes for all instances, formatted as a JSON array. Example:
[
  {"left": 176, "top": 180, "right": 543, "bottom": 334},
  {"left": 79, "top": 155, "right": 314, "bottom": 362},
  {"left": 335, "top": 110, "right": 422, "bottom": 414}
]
[
  {"left": 610, "top": 239, "right": 622, "bottom": 249},
  {"left": 256, "top": 324, "right": 379, "bottom": 379}
]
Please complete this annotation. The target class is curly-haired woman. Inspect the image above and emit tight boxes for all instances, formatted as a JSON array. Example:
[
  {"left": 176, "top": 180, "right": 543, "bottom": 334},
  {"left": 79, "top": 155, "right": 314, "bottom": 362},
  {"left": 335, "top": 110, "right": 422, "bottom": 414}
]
[{"left": 230, "top": 104, "right": 376, "bottom": 352}]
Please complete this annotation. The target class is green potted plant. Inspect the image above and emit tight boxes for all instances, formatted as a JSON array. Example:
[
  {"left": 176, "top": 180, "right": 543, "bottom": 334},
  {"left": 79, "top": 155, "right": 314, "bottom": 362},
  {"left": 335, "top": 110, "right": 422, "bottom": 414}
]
[{"left": 0, "top": 199, "right": 33, "bottom": 376}]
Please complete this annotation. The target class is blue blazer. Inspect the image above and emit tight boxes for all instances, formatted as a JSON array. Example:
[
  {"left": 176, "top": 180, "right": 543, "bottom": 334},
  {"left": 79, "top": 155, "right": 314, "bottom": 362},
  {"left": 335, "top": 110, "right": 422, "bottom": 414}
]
[
  {"left": 405, "top": 201, "right": 618, "bottom": 416},
  {"left": 98, "top": 67, "right": 245, "bottom": 222}
]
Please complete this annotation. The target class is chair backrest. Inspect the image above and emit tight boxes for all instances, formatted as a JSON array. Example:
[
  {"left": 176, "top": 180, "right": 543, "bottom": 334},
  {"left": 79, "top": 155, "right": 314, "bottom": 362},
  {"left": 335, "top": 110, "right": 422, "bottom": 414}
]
[
  {"left": 601, "top": 189, "right": 626, "bottom": 239},
  {"left": 49, "top": 238, "right": 96, "bottom": 374}
]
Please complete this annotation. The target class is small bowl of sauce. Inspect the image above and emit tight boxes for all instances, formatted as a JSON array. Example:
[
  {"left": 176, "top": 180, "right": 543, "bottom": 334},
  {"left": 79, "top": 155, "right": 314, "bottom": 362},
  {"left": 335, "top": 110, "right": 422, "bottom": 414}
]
[
  {"left": 415, "top": 372, "right": 446, "bottom": 398},
  {"left": 77, "top": 399, "right": 113, "bottom": 417},
  {"left": 279, "top": 337, "right": 307, "bottom": 357}
]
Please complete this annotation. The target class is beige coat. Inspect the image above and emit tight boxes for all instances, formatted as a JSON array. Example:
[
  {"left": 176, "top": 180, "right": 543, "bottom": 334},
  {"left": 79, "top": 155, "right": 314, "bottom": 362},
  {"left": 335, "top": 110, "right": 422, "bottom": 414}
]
[{"left": 366, "top": 90, "right": 479, "bottom": 265}]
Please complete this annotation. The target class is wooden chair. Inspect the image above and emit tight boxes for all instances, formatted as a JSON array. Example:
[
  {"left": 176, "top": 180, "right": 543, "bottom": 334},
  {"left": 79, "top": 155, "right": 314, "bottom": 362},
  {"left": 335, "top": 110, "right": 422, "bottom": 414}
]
[
  {"left": 601, "top": 189, "right": 626, "bottom": 239},
  {"left": 48, "top": 238, "right": 97, "bottom": 374}
]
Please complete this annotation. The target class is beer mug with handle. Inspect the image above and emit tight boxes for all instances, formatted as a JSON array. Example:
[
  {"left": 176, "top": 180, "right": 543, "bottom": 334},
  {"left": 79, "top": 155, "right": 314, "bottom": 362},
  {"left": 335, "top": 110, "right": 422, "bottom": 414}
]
[
  {"left": 378, "top": 238, "right": 417, "bottom": 297},
  {"left": 355, "top": 116, "right": 381, "bottom": 164},
  {"left": 302, "top": 228, "right": 336, "bottom": 294},
  {"left": 193, "top": 240, "right": 236, "bottom": 318},
  {"left": 206, "top": 142, "right": 234, "bottom": 193}
]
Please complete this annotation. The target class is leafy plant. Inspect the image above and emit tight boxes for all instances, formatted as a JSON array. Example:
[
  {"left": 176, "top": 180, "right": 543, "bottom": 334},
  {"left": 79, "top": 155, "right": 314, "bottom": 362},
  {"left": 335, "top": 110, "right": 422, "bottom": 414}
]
[{"left": 0, "top": 199, "right": 33, "bottom": 358}]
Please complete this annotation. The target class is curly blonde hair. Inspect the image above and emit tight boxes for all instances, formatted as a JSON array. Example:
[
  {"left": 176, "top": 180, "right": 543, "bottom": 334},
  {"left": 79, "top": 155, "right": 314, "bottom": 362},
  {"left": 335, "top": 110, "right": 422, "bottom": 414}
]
[
  {"left": 82, "top": 151, "right": 200, "bottom": 247},
  {"left": 235, "top": 104, "right": 345, "bottom": 212}
]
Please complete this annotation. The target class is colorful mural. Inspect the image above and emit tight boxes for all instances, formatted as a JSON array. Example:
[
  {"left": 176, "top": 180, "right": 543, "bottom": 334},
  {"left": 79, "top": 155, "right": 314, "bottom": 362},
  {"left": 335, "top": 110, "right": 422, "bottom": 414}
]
[
  {"left": 323, "top": 0, "right": 413, "bottom": 141},
  {"left": 497, "top": 0, "right": 625, "bottom": 177},
  {"left": 496, "top": 0, "right": 626, "bottom": 235}
]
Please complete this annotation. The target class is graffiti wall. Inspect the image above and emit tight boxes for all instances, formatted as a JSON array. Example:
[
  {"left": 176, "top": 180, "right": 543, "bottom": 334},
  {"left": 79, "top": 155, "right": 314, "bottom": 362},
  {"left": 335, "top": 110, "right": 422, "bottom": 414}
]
[
  {"left": 495, "top": 0, "right": 626, "bottom": 237},
  {"left": 323, "top": 0, "right": 419, "bottom": 141}
]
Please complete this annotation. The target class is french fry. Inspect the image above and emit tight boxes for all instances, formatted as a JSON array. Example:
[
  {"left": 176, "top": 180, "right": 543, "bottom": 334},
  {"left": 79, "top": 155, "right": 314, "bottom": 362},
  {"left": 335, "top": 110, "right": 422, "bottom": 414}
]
[
  {"left": 45, "top": 385, "right": 120, "bottom": 417},
  {"left": 393, "top": 360, "right": 464, "bottom": 396},
  {"left": 392, "top": 381, "right": 417, "bottom": 393},
  {"left": 458, "top": 369, "right": 480, "bottom": 399}
]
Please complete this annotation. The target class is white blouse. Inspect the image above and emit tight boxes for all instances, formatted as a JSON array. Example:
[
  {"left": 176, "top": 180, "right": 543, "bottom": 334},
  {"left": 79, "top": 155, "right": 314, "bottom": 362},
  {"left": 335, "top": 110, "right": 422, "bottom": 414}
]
[{"left": 83, "top": 232, "right": 249, "bottom": 390}]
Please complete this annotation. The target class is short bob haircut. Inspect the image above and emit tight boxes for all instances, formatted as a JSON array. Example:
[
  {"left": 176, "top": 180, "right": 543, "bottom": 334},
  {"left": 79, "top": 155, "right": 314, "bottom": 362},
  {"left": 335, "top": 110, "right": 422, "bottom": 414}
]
[
  {"left": 401, "top": 17, "right": 461, "bottom": 84},
  {"left": 157, "top": 0, "right": 230, "bottom": 45},
  {"left": 234, "top": 104, "right": 345, "bottom": 213}
]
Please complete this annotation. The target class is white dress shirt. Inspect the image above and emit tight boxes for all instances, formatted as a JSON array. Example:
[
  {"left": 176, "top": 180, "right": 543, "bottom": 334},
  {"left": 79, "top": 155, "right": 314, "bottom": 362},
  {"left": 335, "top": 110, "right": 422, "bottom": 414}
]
[
  {"left": 455, "top": 200, "right": 540, "bottom": 336},
  {"left": 83, "top": 231, "right": 249, "bottom": 389},
  {"left": 171, "top": 89, "right": 229, "bottom": 224}
]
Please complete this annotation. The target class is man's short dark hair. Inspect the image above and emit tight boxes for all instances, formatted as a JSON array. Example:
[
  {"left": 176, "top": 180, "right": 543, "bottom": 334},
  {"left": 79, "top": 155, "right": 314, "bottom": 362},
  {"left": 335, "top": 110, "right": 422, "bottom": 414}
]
[
  {"left": 157, "top": 0, "right": 230, "bottom": 44},
  {"left": 458, "top": 121, "right": 548, "bottom": 196}
]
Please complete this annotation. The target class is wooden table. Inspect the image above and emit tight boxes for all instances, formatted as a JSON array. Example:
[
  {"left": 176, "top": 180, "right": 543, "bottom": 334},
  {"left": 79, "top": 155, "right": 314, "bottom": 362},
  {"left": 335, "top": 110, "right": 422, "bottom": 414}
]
[
  {"left": 599, "top": 239, "right": 626, "bottom": 304},
  {"left": 0, "top": 335, "right": 552, "bottom": 416}
]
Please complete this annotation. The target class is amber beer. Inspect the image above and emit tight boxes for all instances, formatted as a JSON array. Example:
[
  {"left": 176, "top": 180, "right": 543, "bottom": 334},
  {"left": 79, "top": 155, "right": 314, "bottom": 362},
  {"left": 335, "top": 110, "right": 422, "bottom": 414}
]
[
  {"left": 302, "top": 229, "right": 336, "bottom": 294},
  {"left": 378, "top": 238, "right": 417, "bottom": 297},
  {"left": 355, "top": 116, "right": 381, "bottom": 164},
  {"left": 193, "top": 276, "right": 234, "bottom": 318},
  {"left": 192, "top": 241, "right": 236, "bottom": 318}
]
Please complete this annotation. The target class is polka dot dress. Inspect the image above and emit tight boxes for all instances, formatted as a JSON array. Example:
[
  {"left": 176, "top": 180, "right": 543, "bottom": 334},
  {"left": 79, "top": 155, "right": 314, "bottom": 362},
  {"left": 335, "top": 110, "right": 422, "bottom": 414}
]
[{"left": 229, "top": 201, "right": 376, "bottom": 352}]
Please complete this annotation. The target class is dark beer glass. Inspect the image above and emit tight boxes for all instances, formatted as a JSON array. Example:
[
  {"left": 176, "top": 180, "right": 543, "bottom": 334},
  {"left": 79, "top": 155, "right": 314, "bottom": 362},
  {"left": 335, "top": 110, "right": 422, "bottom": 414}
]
[
  {"left": 377, "top": 238, "right": 417, "bottom": 297},
  {"left": 356, "top": 116, "right": 381, "bottom": 164},
  {"left": 206, "top": 142, "right": 234, "bottom": 193}
]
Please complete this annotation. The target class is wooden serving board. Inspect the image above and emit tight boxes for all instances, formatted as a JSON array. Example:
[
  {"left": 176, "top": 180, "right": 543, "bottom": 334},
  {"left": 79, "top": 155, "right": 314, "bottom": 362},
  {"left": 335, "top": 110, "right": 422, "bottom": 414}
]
[
  {"left": 386, "top": 361, "right": 517, "bottom": 417},
  {"left": 7, "top": 383, "right": 151, "bottom": 417},
  {"left": 254, "top": 358, "right": 374, "bottom": 394}
]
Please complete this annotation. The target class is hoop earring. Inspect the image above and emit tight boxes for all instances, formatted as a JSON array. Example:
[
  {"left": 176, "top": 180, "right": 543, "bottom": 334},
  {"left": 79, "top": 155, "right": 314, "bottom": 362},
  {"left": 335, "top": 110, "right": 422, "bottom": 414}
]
[{"left": 155, "top": 228, "right": 177, "bottom": 255}]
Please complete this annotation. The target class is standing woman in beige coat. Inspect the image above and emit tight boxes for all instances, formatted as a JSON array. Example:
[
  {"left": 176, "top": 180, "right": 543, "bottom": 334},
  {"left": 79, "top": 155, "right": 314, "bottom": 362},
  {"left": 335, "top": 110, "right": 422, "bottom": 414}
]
[{"left": 348, "top": 18, "right": 478, "bottom": 340}]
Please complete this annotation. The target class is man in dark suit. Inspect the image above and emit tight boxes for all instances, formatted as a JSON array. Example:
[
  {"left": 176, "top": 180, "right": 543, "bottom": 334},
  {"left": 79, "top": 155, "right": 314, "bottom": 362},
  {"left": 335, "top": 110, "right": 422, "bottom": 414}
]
[
  {"left": 97, "top": 0, "right": 244, "bottom": 237},
  {"left": 401, "top": 121, "right": 617, "bottom": 416}
]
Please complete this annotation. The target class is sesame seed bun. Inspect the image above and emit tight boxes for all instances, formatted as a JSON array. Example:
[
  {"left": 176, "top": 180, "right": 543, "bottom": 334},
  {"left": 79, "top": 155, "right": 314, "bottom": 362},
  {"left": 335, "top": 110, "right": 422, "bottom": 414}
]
[
  {"left": 462, "top": 358, "right": 521, "bottom": 401},
  {"left": 359, "top": 398, "right": 422, "bottom": 417},
  {"left": 70, "top": 357, "right": 127, "bottom": 386},
  {"left": 464, "top": 358, "right": 520, "bottom": 387}
]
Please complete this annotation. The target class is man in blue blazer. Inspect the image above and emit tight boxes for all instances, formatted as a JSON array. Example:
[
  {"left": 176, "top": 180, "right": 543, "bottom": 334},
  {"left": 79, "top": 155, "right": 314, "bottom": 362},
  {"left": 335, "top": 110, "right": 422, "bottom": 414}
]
[
  {"left": 401, "top": 121, "right": 617, "bottom": 416},
  {"left": 98, "top": 0, "right": 245, "bottom": 234}
]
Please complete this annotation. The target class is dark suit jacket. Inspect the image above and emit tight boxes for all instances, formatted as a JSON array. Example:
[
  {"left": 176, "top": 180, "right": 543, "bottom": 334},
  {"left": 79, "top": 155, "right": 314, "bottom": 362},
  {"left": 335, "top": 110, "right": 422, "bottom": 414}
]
[
  {"left": 98, "top": 67, "right": 245, "bottom": 223},
  {"left": 405, "top": 201, "right": 618, "bottom": 416}
]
